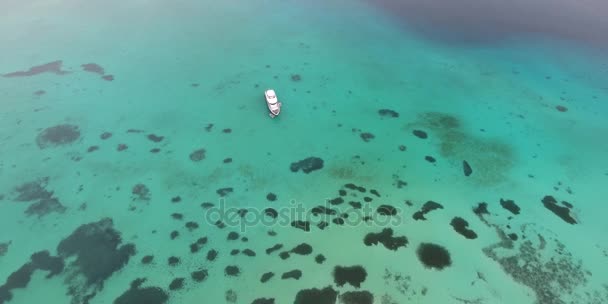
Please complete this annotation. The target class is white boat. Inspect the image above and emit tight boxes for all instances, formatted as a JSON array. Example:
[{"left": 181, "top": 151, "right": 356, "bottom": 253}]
[{"left": 264, "top": 89, "right": 282, "bottom": 118}]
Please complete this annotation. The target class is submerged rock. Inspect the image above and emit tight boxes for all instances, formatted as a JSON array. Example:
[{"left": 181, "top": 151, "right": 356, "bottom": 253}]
[{"left": 290, "top": 157, "right": 324, "bottom": 173}]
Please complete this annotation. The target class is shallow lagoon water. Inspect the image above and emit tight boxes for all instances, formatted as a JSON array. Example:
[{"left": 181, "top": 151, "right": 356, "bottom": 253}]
[{"left": 1, "top": 1, "right": 607, "bottom": 303}]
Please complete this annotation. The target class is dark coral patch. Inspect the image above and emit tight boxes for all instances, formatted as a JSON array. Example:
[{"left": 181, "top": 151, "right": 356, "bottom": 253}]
[
  {"left": 15, "top": 177, "right": 53, "bottom": 202},
  {"left": 349, "top": 201, "right": 362, "bottom": 209},
  {"left": 282, "top": 270, "right": 302, "bottom": 280},
  {"left": 500, "top": 198, "right": 520, "bottom": 215},
  {"left": 55, "top": 218, "right": 136, "bottom": 303},
  {"left": 363, "top": 228, "right": 408, "bottom": 251},
  {"left": 34, "top": 90, "right": 46, "bottom": 96},
  {"left": 360, "top": 132, "right": 375, "bottom": 142},
  {"left": 378, "top": 109, "right": 399, "bottom": 118},
  {"left": 171, "top": 196, "right": 181, "bottom": 203},
  {"left": 412, "top": 201, "right": 443, "bottom": 220},
  {"left": 189, "top": 243, "right": 201, "bottom": 253},
  {"left": 147, "top": 134, "right": 164, "bottom": 142},
  {"left": 290, "top": 157, "right": 324, "bottom": 173},
  {"left": 424, "top": 156, "right": 436, "bottom": 163},
  {"left": 81, "top": 63, "right": 105, "bottom": 75},
  {"left": 185, "top": 221, "right": 199, "bottom": 231},
  {"left": 189, "top": 148, "right": 206, "bottom": 162},
  {"left": 370, "top": 189, "right": 380, "bottom": 197},
  {"left": 340, "top": 291, "right": 373, "bottom": 304},
  {"left": 377, "top": 204, "right": 397, "bottom": 216},
  {"left": 215, "top": 220, "right": 226, "bottom": 229},
  {"left": 30, "top": 250, "right": 64, "bottom": 277},
  {"left": 265, "top": 244, "right": 283, "bottom": 255},
  {"left": 311, "top": 205, "right": 337, "bottom": 216},
  {"left": 260, "top": 272, "right": 274, "bottom": 283},
  {"left": 0, "top": 264, "right": 34, "bottom": 302},
  {"left": 463, "top": 160, "right": 473, "bottom": 176},
  {"left": 252, "top": 298, "right": 275, "bottom": 304},
  {"left": 196, "top": 237, "right": 207, "bottom": 245},
  {"left": 555, "top": 105, "right": 568, "bottom": 112},
  {"left": 329, "top": 197, "right": 344, "bottom": 205},
  {"left": 87, "top": 145, "right": 99, "bottom": 153},
  {"left": 150, "top": 148, "right": 160, "bottom": 153},
  {"left": 117, "top": 143, "right": 128, "bottom": 151},
  {"left": 473, "top": 202, "right": 489, "bottom": 216},
  {"left": 242, "top": 249, "right": 256, "bottom": 257},
  {"left": 290, "top": 243, "right": 313, "bottom": 255},
  {"left": 206, "top": 249, "right": 218, "bottom": 261},
  {"left": 36, "top": 124, "right": 80, "bottom": 149},
  {"left": 3, "top": 61, "right": 69, "bottom": 77},
  {"left": 201, "top": 202, "right": 214, "bottom": 209},
  {"left": 223, "top": 157, "right": 233, "bottom": 163},
  {"left": 102, "top": 75, "right": 114, "bottom": 81},
  {"left": 291, "top": 220, "right": 310, "bottom": 232},
  {"left": 417, "top": 243, "right": 452, "bottom": 270},
  {"left": 141, "top": 255, "right": 154, "bottom": 264},
  {"left": 168, "top": 278, "right": 184, "bottom": 290},
  {"left": 264, "top": 208, "right": 278, "bottom": 219},
  {"left": 25, "top": 197, "right": 66, "bottom": 218},
  {"left": 541, "top": 195, "right": 577, "bottom": 224},
  {"left": 216, "top": 187, "right": 233, "bottom": 197},
  {"left": 114, "top": 278, "right": 168, "bottom": 304},
  {"left": 333, "top": 265, "right": 367, "bottom": 288},
  {"left": 225, "top": 290, "right": 238, "bottom": 303},
  {"left": 131, "top": 183, "right": 150, "bottom": 201},
  {"left": 0, "top": 242, "right": 10, "bottom": 257},
  {"left": 168, "top": 256, "right": 180, "bottom": 266},
  {"left": 412, "top": 129, "right": 428, "bottom": 139},
  {"left": 99, "top": 132, "right": 112, "bottom": 140},
  {"left": 227, "top": 231, "right": 240, "bottom": 240},
  {"left": 291, "top": 74, "right": 302, "bottom": 81},
  {"left": 294, "top": 286, "right": 338, "bottom": 304},
  {"left": 266, "top": 193, "right": 277, "bottom": 201},
  {"left": 191, "top": 269, "right": 208, "bottom": 282},
  {"left": 332, "top": 218, "right": 344, "bottom": 225},
  {"left": 225, "top": 265, "right": 240, "bottom": 277},
  {"left": 315, "top": 254, "right": 326, "bottom": 264},
  {"left": 450, "top": 217, "right": 478, "bottom": 239}
]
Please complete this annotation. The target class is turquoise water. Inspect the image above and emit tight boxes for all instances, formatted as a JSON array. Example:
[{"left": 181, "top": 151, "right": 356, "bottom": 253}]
[{"left": 1, "top": 1, "right": 608, "bottom": 303}]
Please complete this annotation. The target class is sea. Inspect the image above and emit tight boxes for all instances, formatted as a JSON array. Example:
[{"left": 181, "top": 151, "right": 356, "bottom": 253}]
[{"left": 1, "top": 0, "right": 607, "bottom": 303}]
